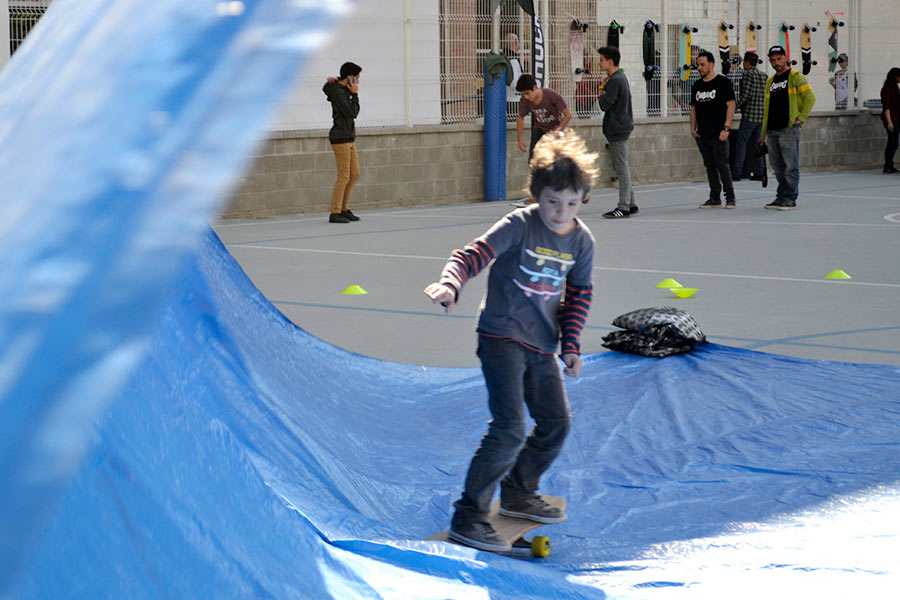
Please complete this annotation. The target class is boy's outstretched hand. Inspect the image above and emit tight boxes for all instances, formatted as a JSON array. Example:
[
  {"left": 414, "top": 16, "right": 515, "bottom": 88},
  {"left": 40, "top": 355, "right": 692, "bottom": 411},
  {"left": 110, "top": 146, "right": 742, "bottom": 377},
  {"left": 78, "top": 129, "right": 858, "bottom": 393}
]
[
  {"left": 560, "top": 353, "right": 582, "bottom": 377},
  {"left": 424, "top": 282, "right": 455, "bottom": 313}
]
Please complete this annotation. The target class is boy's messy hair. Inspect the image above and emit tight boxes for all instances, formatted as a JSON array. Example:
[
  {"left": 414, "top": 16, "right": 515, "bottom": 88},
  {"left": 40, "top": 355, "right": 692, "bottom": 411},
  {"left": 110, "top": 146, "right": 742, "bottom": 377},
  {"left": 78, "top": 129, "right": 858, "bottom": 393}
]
[{"left": 526, "top": 130, "right": 599, "bottom": 203}]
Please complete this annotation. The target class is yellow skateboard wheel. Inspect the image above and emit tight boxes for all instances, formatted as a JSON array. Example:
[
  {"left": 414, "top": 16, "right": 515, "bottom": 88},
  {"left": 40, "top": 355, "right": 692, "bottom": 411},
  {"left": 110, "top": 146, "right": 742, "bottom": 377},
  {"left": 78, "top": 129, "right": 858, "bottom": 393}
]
[{"left": 531, "top": 536, "right": 550, "bottom": 558}]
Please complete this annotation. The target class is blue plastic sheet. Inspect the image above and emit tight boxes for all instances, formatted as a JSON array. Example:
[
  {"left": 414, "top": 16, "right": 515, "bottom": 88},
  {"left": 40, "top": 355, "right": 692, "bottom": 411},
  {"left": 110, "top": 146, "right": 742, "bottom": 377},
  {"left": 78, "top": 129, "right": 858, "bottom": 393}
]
[
  {"left": 2, "top": 0, "right": 900, "bottom": 597},
  {"left": 0, "top": 0, "right": 348, "bottom": 594},
  {"left": 13, "top": 229, "right": 900, "bottom": 598}
]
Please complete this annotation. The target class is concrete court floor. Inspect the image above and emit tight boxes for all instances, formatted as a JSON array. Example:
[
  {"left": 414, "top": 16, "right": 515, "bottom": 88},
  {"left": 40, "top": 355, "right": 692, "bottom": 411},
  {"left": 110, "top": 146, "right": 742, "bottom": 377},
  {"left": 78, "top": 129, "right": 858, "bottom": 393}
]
[{"left": 214, "top": 169, "right": 900, "bottom": 368}]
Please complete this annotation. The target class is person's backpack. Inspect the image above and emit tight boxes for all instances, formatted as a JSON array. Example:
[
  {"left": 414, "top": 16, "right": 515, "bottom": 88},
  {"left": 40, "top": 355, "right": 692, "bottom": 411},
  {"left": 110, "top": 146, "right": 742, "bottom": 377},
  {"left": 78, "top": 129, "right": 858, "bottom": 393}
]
[{"left": 601, "top": 307, "right": 706, "bottom": 357}]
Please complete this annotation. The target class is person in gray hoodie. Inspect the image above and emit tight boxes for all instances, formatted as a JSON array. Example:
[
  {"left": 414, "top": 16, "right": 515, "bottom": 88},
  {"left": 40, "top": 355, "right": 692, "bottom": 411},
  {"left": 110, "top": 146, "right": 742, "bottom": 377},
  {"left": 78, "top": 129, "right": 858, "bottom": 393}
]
[
  {"left": 323, "top": 62, "right": 362, "bottom": 223},
  {"left": 596, "top": 46, "right": 637, "bottom": 219}
]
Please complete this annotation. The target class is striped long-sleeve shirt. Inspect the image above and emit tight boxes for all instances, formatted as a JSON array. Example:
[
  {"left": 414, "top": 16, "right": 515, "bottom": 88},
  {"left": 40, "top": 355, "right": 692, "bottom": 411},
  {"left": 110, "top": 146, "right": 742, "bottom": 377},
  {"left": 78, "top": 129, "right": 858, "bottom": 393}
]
[{"left": 439, "top": 205, "right": 595, "bottom": 355}]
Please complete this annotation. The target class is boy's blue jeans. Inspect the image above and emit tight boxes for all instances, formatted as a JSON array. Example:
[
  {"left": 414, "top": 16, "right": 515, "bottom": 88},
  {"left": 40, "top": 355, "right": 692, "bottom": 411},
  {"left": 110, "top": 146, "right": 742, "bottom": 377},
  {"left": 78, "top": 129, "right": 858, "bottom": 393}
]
[{"left": 452, "top": 335, "right": 571, "bottom": 528}]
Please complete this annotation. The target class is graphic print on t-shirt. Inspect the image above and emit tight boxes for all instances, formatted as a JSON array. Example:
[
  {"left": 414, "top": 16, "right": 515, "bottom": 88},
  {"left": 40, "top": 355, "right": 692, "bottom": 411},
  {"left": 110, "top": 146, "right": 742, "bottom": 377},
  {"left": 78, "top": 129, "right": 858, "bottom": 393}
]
[{"left": 514, "top": 245, "right": 574, "bottom": 301}]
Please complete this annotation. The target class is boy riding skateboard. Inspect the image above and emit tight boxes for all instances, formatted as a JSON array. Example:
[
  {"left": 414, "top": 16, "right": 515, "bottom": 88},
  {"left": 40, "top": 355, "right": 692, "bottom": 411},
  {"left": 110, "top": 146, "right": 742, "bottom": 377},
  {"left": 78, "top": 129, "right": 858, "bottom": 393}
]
[{"left": 424, "top": 130, "right": 597, "bottom": 552}]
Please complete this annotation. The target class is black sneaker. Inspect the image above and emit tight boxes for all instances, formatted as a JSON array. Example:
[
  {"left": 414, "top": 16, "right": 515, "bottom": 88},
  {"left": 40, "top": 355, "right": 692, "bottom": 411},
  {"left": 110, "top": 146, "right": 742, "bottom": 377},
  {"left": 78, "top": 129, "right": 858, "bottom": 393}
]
[
  {"left": 499, "top": 495, "right": 567, "bottom": 524},
  {"left": 341, "top": 209, "right": 360, "bottom": 221},
  {"left": 699, "top": 199, "right": 722, "bottom": 208},
  {"left": 883, "top": 165, "right": 899, "bottom": 174},
  {"left": 765, "top": 199, "right": 795, "bottom": 211},
  {"left": 449, "top": 521, "right": 511, "bottom": 552},
  {"left": 602, "top": 208, "right": 630, "bottom": 219},
  {"left": 629, "top": 205, "right": 639, "bottom": 215},
  {"left": 725, "top": 199, "right": 736, "bottom": 209},
  {"left": 329, "top": 212, "right": 350, "bottom": 223}
]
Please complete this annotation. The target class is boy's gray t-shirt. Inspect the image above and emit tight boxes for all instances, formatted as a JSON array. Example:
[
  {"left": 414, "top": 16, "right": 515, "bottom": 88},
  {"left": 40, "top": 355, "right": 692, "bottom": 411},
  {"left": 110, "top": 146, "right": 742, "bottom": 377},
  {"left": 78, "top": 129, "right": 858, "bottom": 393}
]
[{"left": 474, "top": 206, "right": 595, "bottom": 353}]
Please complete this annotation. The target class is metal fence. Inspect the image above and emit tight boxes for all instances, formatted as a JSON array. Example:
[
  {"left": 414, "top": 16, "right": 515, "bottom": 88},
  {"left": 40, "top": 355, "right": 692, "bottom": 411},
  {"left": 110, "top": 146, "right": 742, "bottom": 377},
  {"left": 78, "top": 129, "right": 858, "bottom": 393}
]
[
  {"left": 435, "top": 0, "right": 891, "bottom": 125},
  {"left": 8, "top": 1, "right": 52, "bottom": 55}
]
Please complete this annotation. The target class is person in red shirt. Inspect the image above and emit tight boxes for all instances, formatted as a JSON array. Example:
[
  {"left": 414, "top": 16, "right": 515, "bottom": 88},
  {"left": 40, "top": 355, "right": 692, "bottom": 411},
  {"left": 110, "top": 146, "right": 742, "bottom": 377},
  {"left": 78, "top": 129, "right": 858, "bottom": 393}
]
[{"left": 515, "top": 74, "right": 573, "bottom": 159}]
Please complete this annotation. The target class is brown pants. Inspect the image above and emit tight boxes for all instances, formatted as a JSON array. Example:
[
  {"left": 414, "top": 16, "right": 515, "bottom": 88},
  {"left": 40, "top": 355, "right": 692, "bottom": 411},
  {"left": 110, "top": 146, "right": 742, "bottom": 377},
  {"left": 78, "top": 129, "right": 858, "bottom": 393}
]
[{"left": 330, "top": 142, "right": 360, "bottom": 214}]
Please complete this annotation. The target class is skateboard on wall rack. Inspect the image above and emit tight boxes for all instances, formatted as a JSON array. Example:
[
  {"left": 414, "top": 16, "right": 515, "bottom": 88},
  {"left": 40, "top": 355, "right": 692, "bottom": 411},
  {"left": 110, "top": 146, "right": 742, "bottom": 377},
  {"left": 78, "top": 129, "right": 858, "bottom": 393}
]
[
  {"left": 800, "top": 23, "right": 817, "bottom": 75},
  {"left": 679, "top": 23, "right": 697, "bottom": 81},
  {"left": 642, "top": 20, "right": 660, "bottom": 81},
  {"left": 608, "top": 20, "right": 624, "bottom": 48},
  {"left": 746, "top": 21, "right": 763, "bottom": 60},
  {"left": 826, "top": 11, "right": 845, "bottom": 73},
  {"left": 717, "top": 20, "right": 735, "bottom": 75},
  {"left": 642, "top": 20, "right": 661, "bottom": 116},
  {"left": 569, "top": 19, "right": 588, "bottom": 82},
  {"left": 779, "top": 22, "right": 797, "bottom": 65}
]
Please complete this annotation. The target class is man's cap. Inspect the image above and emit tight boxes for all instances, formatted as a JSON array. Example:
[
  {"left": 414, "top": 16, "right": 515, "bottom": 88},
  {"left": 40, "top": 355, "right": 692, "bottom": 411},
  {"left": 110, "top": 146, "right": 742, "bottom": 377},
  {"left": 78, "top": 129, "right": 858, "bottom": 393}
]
[{"left": 767, "top": 45, "right": 786, "bottom": 57}]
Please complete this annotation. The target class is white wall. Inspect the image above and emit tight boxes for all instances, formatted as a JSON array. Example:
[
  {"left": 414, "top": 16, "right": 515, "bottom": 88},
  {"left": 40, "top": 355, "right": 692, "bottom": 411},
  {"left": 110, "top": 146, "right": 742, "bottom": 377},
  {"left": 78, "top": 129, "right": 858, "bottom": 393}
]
[
  {"left": 270, "top": 0, "right": 440, "bottom": 130},
  {"left": 1, "top": 0, "right": 10, "bottom": 71}
]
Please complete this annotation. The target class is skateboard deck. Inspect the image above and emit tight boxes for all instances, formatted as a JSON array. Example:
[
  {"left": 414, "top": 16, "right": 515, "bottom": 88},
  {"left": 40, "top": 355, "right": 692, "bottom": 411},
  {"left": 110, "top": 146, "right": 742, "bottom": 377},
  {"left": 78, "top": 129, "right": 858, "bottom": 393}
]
[
  {"left": 800, "top": 23, "right": 817, "bottom": 75},
  {"left": 779, "top": 22, "right": 796, "bottom": 65},
  {"left": 607, "top": 20, "right": 624, "bottom": 48},
  {"left": 746, "top": 21, "right": 762, "bottom": 56},
  {"left": 679, "top": 23, "right": 697, "bottom": 81},
  {"left": 826, "top": 12, "right": 844, "bottom": 73},
  {"left": 428, "top": 495, "right": 565, "bottom": 558},
  {"left": 642, "top": 20, "right": 659, "bottom": 81},
  {"left": 569, "top": 19, "right": 586, "bottom": 82},
  {"left": 717, "top": 20, "right": 734, "bottom": 75}
]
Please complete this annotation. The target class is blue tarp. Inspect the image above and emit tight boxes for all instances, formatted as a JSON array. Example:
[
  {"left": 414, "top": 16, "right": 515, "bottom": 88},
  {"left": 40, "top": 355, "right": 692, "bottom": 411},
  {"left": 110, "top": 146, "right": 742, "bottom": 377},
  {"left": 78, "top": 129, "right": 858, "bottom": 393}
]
[
  {"left": 1, "top": 0, "right": 899, "bottom": 598},
  {"left": 12, "top": 229, "right": 900, "bottom": 598}
]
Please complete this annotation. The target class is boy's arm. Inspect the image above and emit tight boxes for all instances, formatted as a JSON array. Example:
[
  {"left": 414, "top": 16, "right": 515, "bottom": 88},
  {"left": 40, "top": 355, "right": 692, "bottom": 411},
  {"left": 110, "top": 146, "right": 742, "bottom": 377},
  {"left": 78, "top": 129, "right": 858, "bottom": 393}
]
[
  {"left": 332, "top": 87, "right": 360, "bottom": 119},
  {"left": 516, "top": 114, "right": 527, "bottom": 152},
  {"left": 557, "top": 107, "right": 572, "bottom": 132},
  {"left": 424, "top": 238, "right": 497, "bottom": 312},
  {"left": 595, "top": 75, "right": 619, "bottom": 111},
  {"left": 558, "top": 282, "right": 593, "bottom": 358}
]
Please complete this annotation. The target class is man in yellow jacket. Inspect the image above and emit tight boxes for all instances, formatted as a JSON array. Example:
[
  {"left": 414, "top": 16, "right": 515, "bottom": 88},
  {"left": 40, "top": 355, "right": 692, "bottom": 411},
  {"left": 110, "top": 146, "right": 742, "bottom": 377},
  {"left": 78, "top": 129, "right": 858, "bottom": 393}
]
[{"left": 760, "top": 45, "right": 816, "bottom": 210}]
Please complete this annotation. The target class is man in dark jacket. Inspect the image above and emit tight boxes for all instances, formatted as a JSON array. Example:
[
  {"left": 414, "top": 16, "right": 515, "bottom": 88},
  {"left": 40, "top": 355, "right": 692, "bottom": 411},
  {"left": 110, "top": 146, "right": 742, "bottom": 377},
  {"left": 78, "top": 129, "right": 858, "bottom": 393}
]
[
  {"left": 323, "top": 62, "right": 362, "bottom": 223},
  {"left": 596, "top": 46, "right": 637, "bottom": 219}
]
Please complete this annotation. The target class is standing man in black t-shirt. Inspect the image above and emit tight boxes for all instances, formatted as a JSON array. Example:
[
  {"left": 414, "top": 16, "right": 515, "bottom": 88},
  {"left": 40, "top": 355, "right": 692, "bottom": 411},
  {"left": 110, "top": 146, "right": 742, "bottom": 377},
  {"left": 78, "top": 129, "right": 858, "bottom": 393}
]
[{"left": 690, "top": 51, "right": 737, "bottom": 208}]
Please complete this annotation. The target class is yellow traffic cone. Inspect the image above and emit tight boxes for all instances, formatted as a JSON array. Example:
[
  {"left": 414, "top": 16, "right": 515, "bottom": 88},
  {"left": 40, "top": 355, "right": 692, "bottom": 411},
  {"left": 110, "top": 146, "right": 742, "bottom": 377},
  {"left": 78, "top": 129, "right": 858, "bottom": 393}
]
[
  {"left": 342, "top": 284, "right": 368, "bottom": 295},
  {"left": 671, "top": 288, "right": 698, "bottom": 298},
  {"left": 656, "top": 278, "right": 683, "bottom": 289}
]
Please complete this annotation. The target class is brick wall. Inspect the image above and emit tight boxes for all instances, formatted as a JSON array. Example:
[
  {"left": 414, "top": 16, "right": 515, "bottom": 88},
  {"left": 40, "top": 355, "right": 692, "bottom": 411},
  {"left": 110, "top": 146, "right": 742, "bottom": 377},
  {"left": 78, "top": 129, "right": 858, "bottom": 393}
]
[{"left": 223, "top": 110, "right": 887, "bottom": 219}]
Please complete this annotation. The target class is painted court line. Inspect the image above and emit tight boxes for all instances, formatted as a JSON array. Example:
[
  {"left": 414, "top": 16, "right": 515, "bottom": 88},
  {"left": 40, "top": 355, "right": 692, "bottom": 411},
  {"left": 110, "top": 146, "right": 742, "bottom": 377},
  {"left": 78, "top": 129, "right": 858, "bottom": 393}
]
[
  {"left": 270, "top": 300, "right": 900, "bottom": 358},
  {"left": 228, "top": 244, "right": 900, "bottom": 289}
]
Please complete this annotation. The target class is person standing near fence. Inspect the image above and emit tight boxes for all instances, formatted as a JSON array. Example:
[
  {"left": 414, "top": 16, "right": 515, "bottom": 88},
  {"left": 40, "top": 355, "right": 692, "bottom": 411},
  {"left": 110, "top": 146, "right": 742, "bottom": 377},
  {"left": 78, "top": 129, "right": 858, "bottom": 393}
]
[
  {"left": 760, "top": 45, "right": 816, "bottom": 211},
  {"left": 595, "top": 46, "right": 638, "bottom": 219},
  {"left": 880, "top": 67, "right": 900, "bottom": 174},
  {"left": 516, "top": 74, "right": 572, "bottom": 159},
  {"left": 690, "top": 51, "right": 737, "bottom": 209},
  {"left": 504, "top": 33, "right": 524, "bottom": 121},
  {"left": 733, "top": 52, "right": 767, "bottom": 184},
  {"left": 323, "top": 62, "right": 362, "bottom": 224}
]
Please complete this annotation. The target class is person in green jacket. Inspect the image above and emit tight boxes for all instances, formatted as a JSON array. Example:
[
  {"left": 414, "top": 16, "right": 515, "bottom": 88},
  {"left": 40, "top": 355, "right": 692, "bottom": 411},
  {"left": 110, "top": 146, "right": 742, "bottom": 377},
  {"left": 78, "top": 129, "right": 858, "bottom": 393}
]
[{"left": 759, "top": 45, "right": 816, "bottom": 210}]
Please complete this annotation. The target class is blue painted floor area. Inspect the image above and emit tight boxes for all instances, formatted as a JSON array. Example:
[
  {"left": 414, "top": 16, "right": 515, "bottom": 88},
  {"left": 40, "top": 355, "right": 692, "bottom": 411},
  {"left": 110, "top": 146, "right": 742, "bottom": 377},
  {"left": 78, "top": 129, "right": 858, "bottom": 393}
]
[{"left": 18, "top": 231, "right": 900, "bottom": 598}]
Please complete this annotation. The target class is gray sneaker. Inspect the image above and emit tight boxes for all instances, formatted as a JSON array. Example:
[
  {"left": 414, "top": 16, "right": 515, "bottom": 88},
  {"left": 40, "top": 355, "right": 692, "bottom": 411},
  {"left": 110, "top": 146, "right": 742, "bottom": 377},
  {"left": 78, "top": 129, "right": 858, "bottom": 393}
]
[
  {"left": 449, "top": 521, "right": 511, "bottom": 552},
  {"left": 499, "top": 495, "right": 567, "bottom": 524}
]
